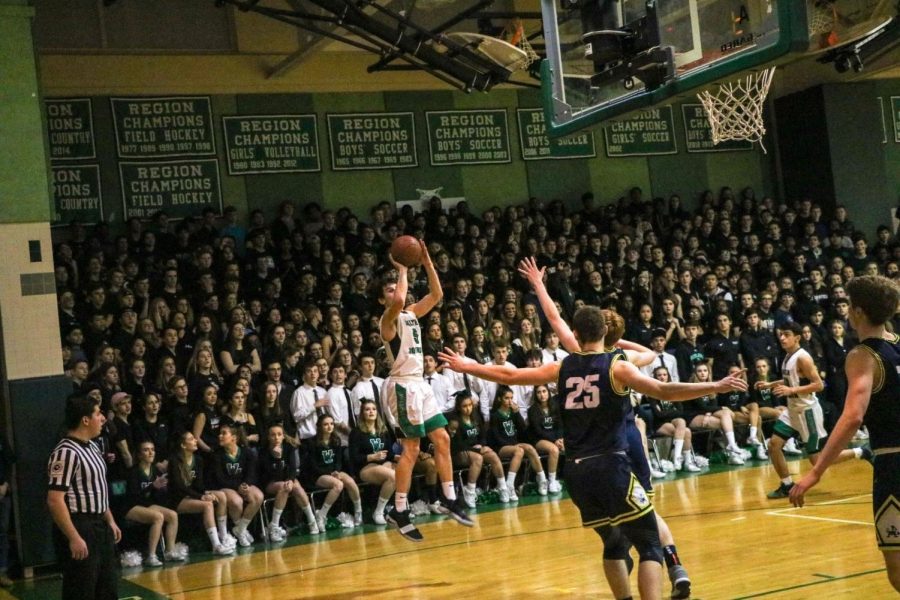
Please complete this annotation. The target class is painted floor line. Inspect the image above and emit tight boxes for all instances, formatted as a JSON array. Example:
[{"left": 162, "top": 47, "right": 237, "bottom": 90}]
[{"left": 765, "top": 511, "right": 872, "bottom": 526}]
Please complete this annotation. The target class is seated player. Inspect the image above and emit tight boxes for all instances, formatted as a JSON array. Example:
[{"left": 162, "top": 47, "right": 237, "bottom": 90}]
[
  {"left": 644, "top": 367, "right": 701, "bottom": 473},
  {"left": 448, "top": 391, "right": 509, "bottom": 506},
  {"left": 259, "top": 424, "right": 320, "bottom": 540},
  {"left": 685, "top": 362, "right": 746, "bottom": 465},
  {"left": 487, "top": 386, "right": 547, "bottom": 498},
  {"left": 526, "top": 384, "right": 564, "bottom": 494},
  {"left": 718, "top": 365, "right": 768, "bottom": 461}
]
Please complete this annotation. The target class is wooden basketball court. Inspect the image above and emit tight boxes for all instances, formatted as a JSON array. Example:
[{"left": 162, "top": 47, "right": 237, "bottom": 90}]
[{"left": 100, "top": 458, "right": 893, "bottom": 600}]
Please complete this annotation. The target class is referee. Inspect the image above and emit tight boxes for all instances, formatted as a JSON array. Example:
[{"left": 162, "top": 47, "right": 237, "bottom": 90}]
[{"left": 47, "top": 395, "right": 122, "bottom": 600}]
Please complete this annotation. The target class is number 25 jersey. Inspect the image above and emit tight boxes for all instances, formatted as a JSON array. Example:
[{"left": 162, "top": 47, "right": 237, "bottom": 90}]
[{"left": 557, "top": 351, "right": 631, "bottom": 459}]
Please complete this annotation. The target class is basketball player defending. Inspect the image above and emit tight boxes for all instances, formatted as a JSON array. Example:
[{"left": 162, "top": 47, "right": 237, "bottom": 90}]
[
  {"left": 790, "top": 275, "right": 900, "bottom": 592},
  {"left": 380, "top": 242, "right": 474, "bottom": 541},
  {"left": 758, "top": 321, "right": 871, "bottom": 499},
  {"left": 439, "top": 307, "right": 747, "bottom": 600},
  {"left": 518, "top": 256, "right": 692, "bottom": 600}
]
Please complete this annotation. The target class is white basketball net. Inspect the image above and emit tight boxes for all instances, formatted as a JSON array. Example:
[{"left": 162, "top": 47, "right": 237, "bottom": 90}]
[
  {"left": 696, "top": 66, "right": 776, "bottom": 153},
  {"left": 508, "top": 19, "right": 539, "bottom": 70},
  {"left": 808, "top": 0, "right": 837, "bottom": 36}
]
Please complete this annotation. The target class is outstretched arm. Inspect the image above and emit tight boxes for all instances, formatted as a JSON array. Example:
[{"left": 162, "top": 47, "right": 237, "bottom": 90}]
[
  {"left": 614, "top": 360, "right": 746, "bottom": 402},
  {"left": 518, "top": 257, "right": 581, "bottom": 353},
  {"left": 616, "top": 339, "right": 656, "bottom": 367},
  {"left": 790, "top": 348, "right": 874, "bottom": 507},
  {"left": 380, "top": 255, "right": 408, "bottom": 343},
  {"left": 409, "top": 241, "right": 443, "bottom": 318},
  {"left": 438, "top": 348, "right": 560, "bottom": 386}
]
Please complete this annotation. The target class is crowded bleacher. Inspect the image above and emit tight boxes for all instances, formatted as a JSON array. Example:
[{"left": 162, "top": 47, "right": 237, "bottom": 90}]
[{"left": 53, "top": 188, "right": 897, "bottom": 565}]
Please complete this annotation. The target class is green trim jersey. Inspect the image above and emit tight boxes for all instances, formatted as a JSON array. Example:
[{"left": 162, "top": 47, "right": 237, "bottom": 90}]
[
  {"left": 382, "top": 309, "right": 424, "bottom": 379},
  {"left": 781, "top": 348, "right": 817, "bottom": 410}
]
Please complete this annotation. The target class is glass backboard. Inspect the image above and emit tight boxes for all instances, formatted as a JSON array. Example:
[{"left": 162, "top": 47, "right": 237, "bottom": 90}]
[{"left": 541, "top": 0, "right": 897, "bottom": 137}]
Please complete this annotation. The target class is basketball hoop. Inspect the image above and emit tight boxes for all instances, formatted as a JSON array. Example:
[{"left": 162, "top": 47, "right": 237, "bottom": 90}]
[
  {"left": 696, "top": 66, "right": 776, "bottom": 153},
  {"left": 808, "top": 0, "right": 839, "bottom": 47},
  {"left": 505, "top": 18, "right": 539, "bottom": 71}
]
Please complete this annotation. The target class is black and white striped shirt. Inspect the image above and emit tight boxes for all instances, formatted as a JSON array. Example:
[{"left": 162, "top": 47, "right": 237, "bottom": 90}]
[{"left": 47, "top": 437, "right": 109, "bottom": 514}]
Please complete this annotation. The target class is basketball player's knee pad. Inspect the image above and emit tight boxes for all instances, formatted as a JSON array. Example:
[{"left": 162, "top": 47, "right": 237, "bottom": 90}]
[
  {"left": 622, "top": 517, "right": 663, "bottom": 564},
  {"left": 596, "top": 526, "right": 632, "bottom": 561}
]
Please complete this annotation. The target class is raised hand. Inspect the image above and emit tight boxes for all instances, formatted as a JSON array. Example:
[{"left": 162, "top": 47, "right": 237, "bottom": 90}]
[
  {"left": 419, "top": 239, "right": 433, "bottom": 268},
  {"left": 437, "top": 347, "right": 474, "bottom": 373},
  {"left": 517, "top": 256, "right": 546, "bottom": 290},
  {"left": 388, "top": 252, "right": 407, "bottom": 273}
]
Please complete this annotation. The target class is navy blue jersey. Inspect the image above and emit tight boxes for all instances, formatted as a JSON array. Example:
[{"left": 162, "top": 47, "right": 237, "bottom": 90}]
[
  {"left": 557, "top": 351, "right": 631, "bottom": 459},
  {"left": 859, "top": 334, "right": 900, "bottom": 452}
]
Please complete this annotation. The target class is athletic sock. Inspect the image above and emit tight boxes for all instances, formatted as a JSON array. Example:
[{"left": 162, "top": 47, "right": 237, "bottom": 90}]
[
  {"left": 673, "top": 438, "right": 684, "bottom": 458},
  {"left": 495, "top": 474, "right": 507, "bottom": 488},
  {"left": 663, "top": 544, "right": 681, "bottom": 568},
  {"left": 352, "top": 499, "right": 362, "bottom": 514},
  {"left": 749, "top": 426, "right": 758, "bottom": 441},
  {"left": 466, "top": 482, "right": 477, "bottom": 491},
  {"left": 302, "top": 505, "right": 316, "bottom": 526},
  {"left": 235, "top": 518, "right": 250, "bottom": 535},
  {"left": 375, "top": 495, "right": 390, "bottom": 515},
  {"left": 207, "top": 527, "right": 222, "bottom": 548},
  {"left": 506, "top": 471, "right": 517, "bottom": 490},
  {"left": 395, "top": 491, "right": 408, "bottom": 512},
  {"left": 217, "top": 516, "right": 228, "bottom": 539},
  {"left": 853, "top": 447, "right": 863, "bottom": 459},
  {"left": 548, "top": 472, "right": 557, "bottom": 484},
  {"left": 320, "top": 501, "right": 333, "bottom": 516},
  {"left": 781, "top": 476, "right": 793, "bottom": 486},
  {"left": 725, "top": 431, "right": 737, "bottom": 449},
  {"left": 271, "top": 508, "right": 283, "bottom": 528},
  {"left": 536, "top": 471, "right": 547, "bottom": 484},
  {"left": 441, "top": 481, "right": 457, "bottom": 501}
]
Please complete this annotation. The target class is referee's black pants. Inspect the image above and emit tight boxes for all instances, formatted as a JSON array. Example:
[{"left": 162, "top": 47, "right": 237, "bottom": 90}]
[{"left": 53, "top": 514, "right": 118, "bottom": 600}]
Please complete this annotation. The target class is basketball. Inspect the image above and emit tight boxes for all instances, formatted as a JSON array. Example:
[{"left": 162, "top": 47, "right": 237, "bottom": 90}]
[{"left": 390, "top": 235, "right": 423, "bottom": 267}]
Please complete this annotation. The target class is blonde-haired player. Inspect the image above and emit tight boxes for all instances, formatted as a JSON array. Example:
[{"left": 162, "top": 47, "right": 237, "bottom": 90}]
[{"left": 379, "top": 241, "right": 473, "bottom": 542}]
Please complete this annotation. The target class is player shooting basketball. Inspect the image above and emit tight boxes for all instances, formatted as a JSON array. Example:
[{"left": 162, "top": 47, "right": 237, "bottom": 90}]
[{"left": 379, "top": 239, "right": 473, "bottom": 542}]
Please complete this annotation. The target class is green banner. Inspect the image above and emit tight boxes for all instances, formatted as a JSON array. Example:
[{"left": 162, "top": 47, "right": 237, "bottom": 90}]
[
  {"left": 51, "top": 165, "right": 102, "bottom": 226},
  {"left": 222, "top": 114, "right": 320, "bottom": 174},
  {"left": 517, "top": 109, "right": 596, "bottom": 160},
  {"left": 426, "top": 109, "right": 511, "bottom": 165},
  {"left": 892, "top": 96, "right": 900, "bottom": 143},
  {"left": 604, "top": 106, "right": 677, "bottom": 157},
  {"left": 111, "top": 96, "right": 216, "bottom": 158},
  {"left": 119, "top": 159, "right": 222, "bottom": 220},
  {"left": 681, "top": 104, "right": 753, "bottom": 153},
  {"left": 327, "top": 112, "right": 417, "bottom": 170},
  {"left": 45, "top": 99, "right": 96, "bottom": 161}
]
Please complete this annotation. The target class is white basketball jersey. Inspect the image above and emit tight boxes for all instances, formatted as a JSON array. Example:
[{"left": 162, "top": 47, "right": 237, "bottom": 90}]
[
  {"left": 382, "top": 309, "right": 424, "bottom": 379},
  {"left": 781, "top": 348, "right": 817, "bottom": 410}
]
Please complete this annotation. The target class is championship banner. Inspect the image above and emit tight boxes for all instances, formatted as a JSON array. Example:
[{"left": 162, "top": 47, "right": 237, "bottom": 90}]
[
  {"left": 604, "top": 106, "right": 677, "bottom": 157},
  {"left": 327, "top": 112, "right": 417, "bottom": 170},
  {"left": 517, "top": 108, "right": 596, "bottom": 160},
  {"left": 222, "top": 114, "right": 320, "bottom": 174},
  {"left": 682, "top": 104, "right": 753, "bottom": 153},
  {"left": 426, "top": 109, "right": 512, "bottom": 166},
  {"left": 111, "top": 96, "right": 216, "bottom": 158},
  {"left": 119, "top": 159, "right": 222, "bottom": 220},
  {"left": 51, "top": 165, "right": 102, "bottom": 226},
  {"left": 45, "top": 99, "right": 96, "bottom": 161}
]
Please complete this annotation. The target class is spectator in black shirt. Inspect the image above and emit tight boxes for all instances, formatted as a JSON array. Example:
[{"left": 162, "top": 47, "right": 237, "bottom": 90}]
[
  {"left": 259, "top": 424, "right": 319, "bottom": 539},
  {"left": 210, "top": 424, "right": 263, "bottom": 547},
  {"left": 703, "top": 313, "right": 743, "bottom": 380},
  {"left": 739, "top": 307, "right": 777, "bottom": 368}
]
